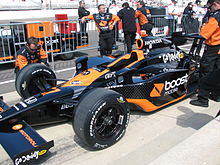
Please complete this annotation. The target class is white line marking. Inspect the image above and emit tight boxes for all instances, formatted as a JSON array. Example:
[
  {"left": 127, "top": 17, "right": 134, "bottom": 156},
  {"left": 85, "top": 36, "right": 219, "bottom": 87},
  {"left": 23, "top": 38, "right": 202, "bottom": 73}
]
[
  {"left": 0, "top": 67, "right": 76, "bottom": 85},
  {"left": 0, "top": 79, "right": 15, "bottom": 85},
  {"left": 55, "top": 67, "right": 76, "bottom": 73}
]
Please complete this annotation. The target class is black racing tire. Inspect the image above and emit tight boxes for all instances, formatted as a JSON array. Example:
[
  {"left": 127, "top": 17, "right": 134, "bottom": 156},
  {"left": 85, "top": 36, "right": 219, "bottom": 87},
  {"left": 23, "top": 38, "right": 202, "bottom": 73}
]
[
  {"left": 73, "top": 88, "right": 130, "bottom": 150},
  {"left": 216, "top": 110, "right": 220, "bottom": 118},
  {"left": 15, "top": 63, "right": 56, "bottom": 99},
  {"left": 60, "top": 45, "right": 75, "bottom": 60}
]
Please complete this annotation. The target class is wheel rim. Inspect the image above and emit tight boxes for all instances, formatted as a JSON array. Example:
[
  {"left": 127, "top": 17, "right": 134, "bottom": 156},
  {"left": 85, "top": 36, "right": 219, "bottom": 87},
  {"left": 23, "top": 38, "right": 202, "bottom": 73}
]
[
  {"left": 27, "top": 75, "right": 52, "bottom": 96},
  {"left": 94, "top": 105, "right": 124, "bottom": 140}
]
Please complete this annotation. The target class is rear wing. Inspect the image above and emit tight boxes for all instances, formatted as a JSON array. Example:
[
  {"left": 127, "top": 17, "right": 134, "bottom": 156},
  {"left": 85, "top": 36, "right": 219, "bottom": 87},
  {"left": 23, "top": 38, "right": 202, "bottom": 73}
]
[{"left": 0, "top": 120, "right": 54, "bottom": 165}]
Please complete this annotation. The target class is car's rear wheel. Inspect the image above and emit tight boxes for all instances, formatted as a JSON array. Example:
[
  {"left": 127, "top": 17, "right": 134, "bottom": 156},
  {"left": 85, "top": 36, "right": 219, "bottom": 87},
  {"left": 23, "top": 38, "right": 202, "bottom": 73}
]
[
  {"left": 15, "top": 63, "right": 56, "bottom": 99},
  {"left": 60, "top": 45, "right": 75, "bottom": 60},
  {"left": 73, "top": 88, "right": 129, "bottom": 150}
]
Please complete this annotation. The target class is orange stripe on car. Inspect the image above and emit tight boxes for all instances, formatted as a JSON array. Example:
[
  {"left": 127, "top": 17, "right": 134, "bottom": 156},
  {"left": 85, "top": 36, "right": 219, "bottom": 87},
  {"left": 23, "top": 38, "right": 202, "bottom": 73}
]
[
  {"left": 127, "top": 94, "right": 186, "bottom": 112},
  {"left": 62, "top": 68, "right": 109, "bottom": 87}
]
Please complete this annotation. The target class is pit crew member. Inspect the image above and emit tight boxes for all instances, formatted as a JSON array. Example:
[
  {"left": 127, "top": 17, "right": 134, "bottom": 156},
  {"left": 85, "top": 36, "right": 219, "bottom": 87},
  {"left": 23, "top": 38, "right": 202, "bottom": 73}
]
[{"left": 81, "top": 4, "right": 120, "bottom": 56}]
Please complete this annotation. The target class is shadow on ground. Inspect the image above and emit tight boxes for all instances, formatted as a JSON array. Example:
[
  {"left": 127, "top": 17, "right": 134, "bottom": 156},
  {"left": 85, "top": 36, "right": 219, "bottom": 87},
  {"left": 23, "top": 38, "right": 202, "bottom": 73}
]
[{"left": 176, "top": 106, "right": 214, "bottom": 130}]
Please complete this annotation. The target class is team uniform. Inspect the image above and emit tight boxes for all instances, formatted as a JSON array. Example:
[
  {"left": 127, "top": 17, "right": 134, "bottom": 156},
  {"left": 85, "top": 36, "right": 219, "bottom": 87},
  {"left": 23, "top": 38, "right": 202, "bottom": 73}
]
[
  {"left": 118, "top": 6, "right": 137, "bottom": 53},
  {"left": 15, "top": 45, "right": 48, "bottom": 71},
  {"left": 191, "top": 9, "right": 220, "bottom": 106},
  {"left": 85, "top": 13, "right": 120, "bottom": 56},
  {"left": 135, "top": 7, "right": 153, "bottom": 35}
]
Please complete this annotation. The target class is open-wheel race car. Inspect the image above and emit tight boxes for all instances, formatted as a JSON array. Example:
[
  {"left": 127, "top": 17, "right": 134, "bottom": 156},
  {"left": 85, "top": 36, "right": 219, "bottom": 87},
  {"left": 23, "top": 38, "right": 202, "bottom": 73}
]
[{"left": 0, "top": 33, "right": 204, "bottom": 164}]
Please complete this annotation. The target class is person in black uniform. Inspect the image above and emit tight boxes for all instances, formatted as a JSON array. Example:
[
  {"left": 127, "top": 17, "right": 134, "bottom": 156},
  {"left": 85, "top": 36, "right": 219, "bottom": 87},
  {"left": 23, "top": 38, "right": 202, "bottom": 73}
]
[
  {"left": 181, "top": 2, "right": 199, "bottom": 33},
  {"left": 81, "top": 4, "right": 120, "bottom": 56},
  {"left": 190, "top": 0, "right": 220, "bottom": 107},
  {"left": 78, "top": 1, "right": 90, "bottom": 33},
  {"left": 118, "top": 2, "right": 137, "bottom": 53}
]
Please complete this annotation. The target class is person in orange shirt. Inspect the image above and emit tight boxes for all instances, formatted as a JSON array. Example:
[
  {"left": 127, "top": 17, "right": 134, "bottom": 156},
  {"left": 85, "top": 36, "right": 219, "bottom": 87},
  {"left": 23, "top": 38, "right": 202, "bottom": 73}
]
[
  {"left": 81, "top": 4, "right": 120, "bottom": 56},
  {"left": 190, "top": 0, "right": 220, "bottom": 107},
  {"left": 15, "top": 37, "right": 48, "bottom": 73},
  {"left": 135, "top": 1, "right": 153, "bottom": 36}
]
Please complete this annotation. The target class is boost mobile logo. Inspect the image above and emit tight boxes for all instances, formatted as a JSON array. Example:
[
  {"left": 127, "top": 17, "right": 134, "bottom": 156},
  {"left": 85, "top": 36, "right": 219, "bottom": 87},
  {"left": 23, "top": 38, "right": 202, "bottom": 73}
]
[
  {"left": 165, "top": 73, "right": 188, "bottom": 91},
  {"left": 150, "top": 83, "right": 164, "bottom": 97},
  {"left": 150, "top": 74, "right": 188, "bottom": 97}
]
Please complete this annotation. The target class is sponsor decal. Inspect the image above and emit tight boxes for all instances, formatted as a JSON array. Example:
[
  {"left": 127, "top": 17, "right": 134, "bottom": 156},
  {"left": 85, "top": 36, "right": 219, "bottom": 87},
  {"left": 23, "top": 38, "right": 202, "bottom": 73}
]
[
  {"left": 19, "top": 101, "right": 27, "bottom": 108},
  {"left": 70, "top": 81, "right": 82, "bottom": 85},
  {"left": 164, "top": 73, "right": 188, "bottom": 96},
  {"left": 159, "top": 51, "right": 181, "bottom": 63},
  {"left": 45, "top": 39, "right": 59, "bottom": 45},
  {"left": 15, "top": 151, "right": 39, "bottom": 165},
  {"left": 150, "top": 83, "right": 164, "bottom": 97},
  {"left": 12, "top": 124, "right": 23, "bottom": 131},
  {"left": 61, "top": 104, "right": 74, "bottom": 110},
  {"left": 82, "top": 71, "right": 90, "bottom": 75},
  {"left": 105, "top": 72, "right": 116, "bottom": 79},
  {"left": 150, "top": 74, "right": 188, "bottom": 97},
  {"left": 22, "top": 81, "right": 26, "bottom": 90},
  {"left": 117, "top": 76, "right": 124, "bottom": 83},
  {"left": 32, "top": 69, "right": 51, "bottom": 75},
  {"left": 24, "top": 97, "right": 37, "bottom": 105},
  {"left": 117, "top": 97, "right": 125, "bottom": 103},
  {"left": 76, "top": 63, "right": 82, "bottom": 69},
  {"left": 106, "top": 80, "right": 116, "bottom": 87},
  {"left": 118, "top": 115, "right": 124, "bottom": 125},
  {"left": 38, "top": 150, "right": 47, "bottom": 156},
  {"left": 19, "top": 130, "right": 38, "bottom": 147},
  {"left": 145, "top": 38, "right": 162, "bottom": 45},
  {"left": 13, "top": 105, "right": 20, "bottom": 111}
]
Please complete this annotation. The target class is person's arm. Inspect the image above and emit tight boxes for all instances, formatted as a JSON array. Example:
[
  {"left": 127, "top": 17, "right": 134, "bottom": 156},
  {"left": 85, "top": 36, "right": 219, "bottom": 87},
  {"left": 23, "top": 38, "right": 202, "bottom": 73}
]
[
  {"left": 200, "top": 17, "right": 219, "bottom": 40},
  {"left": 112, "top": 14, "right": 120, "bottom": 26},
  {"left": 81, "top": 15, "right": 94, "bottom": 23},
  {"left": 117, "top": 9, "right": 123, "bottom": 19},
  {"left": 39, "top": 48, "right": 48, "bottom": 64},
  {"left": 135, "top": 10, "right": 141, "bottom": 18},
  {"left": 16, "top": 55, "right": 28, "bottom": 70}
]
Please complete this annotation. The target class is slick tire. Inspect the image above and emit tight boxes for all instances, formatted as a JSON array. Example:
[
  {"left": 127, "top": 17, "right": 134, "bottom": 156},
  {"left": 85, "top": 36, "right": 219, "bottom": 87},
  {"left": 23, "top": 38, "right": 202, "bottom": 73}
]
[
  {"left": 15, "top": 63, "right": 56, "bottom": 99},
  {"left": 73, "top": 88, "right": 130, "bottom": 150}
]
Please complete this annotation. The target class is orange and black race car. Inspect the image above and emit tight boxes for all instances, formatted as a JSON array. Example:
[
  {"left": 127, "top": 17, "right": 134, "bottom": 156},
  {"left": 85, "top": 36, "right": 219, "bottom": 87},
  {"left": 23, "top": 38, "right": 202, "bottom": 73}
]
[{"left": 0, "top": 33, "right": 203, "bottom": 164}]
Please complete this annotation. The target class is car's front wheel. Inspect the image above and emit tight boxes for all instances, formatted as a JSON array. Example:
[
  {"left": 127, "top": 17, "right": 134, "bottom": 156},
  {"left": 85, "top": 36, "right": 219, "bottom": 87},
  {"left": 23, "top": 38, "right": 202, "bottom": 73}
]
[{"left": 73, "top": 88, "right": 130, "bottom": 150}]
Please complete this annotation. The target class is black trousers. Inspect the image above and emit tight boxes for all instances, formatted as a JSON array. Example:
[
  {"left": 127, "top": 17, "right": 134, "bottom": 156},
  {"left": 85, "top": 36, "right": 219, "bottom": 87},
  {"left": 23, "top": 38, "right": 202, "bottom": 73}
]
[
  {"left": 198, "top": 69, "right": 220, "bottom": 102},
  {"left": 198, "top": 45, "right": 220, "bottom": 101},
  {"left": 199, "top": 45, "right": 220, "bottom": 78},
  {"left": 168, "top": 19, "right": 176, "bottom": 36},
  {"left": 124, "top": 31, "right": 136, "bottom": 53},
  {"left": 80, "top": 22, "right": 87, "bottom": 33},
  {"left": 141, "top": 23, "right": 153, "bottom": 35},
  {"left": 99, "top": 31, "right": 114, "bottom": 56}
]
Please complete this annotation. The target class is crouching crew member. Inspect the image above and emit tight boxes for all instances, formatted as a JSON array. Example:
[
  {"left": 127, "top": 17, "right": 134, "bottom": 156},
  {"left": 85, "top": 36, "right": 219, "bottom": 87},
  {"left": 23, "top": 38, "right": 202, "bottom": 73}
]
[
  {"left": 15, "top": 37, "right": 48, "bottom": 72},
  {"left": 81, "top": 4, "right": 120, "bottom": 56},
  {"left": 190, "top": 0, "right": 220, "bottom": 107}
]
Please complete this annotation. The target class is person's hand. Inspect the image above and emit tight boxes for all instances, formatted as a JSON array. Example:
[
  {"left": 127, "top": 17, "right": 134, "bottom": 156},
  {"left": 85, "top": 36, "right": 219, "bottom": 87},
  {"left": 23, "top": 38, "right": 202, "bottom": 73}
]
[
  {"left": 109, "top": 24, "right": 114, "bottom": 30},
  {"left": 81, "top": 17, "right": 86, "bottom": 23}
]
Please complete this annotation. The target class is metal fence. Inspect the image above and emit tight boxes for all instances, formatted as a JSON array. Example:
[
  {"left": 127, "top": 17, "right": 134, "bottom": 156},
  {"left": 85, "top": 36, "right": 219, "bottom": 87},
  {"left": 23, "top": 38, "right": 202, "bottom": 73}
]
[{"left": 0, "top": 15, "right": 204, "bottom": 67}]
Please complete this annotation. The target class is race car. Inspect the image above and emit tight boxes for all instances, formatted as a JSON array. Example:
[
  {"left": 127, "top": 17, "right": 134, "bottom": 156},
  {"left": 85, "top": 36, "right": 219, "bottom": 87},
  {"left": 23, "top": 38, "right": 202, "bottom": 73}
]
[{"left": 0, "top": 33, "right": 203, "bottom": 164}]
